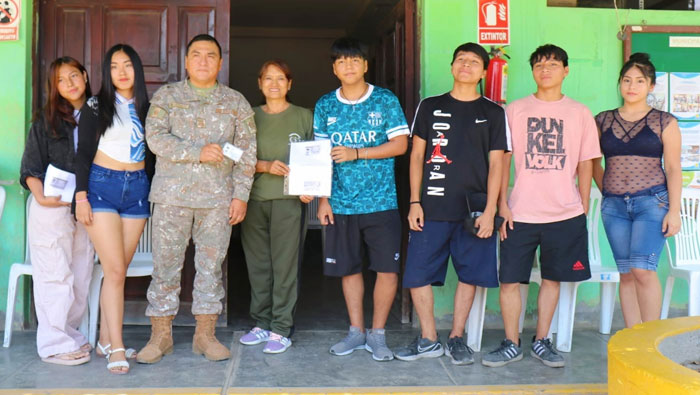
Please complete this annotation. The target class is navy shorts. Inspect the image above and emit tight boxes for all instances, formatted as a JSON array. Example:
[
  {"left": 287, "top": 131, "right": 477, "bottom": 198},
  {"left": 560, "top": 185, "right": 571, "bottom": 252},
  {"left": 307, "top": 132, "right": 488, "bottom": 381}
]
[
  {"left": 88, "top": 164, "right": 150, "bottom": 219},
  {"left": 499, "top": 214, "right": 591, "bottom": 283},
  {"left": 403, "top": 220, "right": 498, "bottom": 288},
  {"left": 323, "top": 210, "right": 401, "bottom": 277}
]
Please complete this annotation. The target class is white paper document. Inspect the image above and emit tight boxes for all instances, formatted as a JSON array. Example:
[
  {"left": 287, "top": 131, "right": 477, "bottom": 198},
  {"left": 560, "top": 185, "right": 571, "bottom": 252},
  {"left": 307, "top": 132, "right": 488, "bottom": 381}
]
[
  {"left": 286, "top": 140, "right": 332, "bottom": 197},
  {"left": 44, "top": 164, "right": 76, "bottom": 203}
]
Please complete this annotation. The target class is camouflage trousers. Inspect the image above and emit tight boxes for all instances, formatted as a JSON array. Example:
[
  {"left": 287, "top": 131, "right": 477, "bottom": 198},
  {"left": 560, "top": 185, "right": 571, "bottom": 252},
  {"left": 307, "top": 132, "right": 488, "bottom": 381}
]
[{"left": 146, "top": 203, "right": 232, "bottom": 317}]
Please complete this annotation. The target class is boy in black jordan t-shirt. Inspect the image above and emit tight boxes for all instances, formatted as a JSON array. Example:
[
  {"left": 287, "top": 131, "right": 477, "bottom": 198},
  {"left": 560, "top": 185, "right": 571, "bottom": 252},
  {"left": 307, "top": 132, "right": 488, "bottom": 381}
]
[{"left": 393, "top": 43, "right": 510, "bottom": 365}]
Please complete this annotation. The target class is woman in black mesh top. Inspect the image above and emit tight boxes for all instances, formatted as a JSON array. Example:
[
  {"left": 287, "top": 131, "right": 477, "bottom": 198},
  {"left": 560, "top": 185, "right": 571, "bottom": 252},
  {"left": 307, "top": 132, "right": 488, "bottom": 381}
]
[{"left": 592, "top": 53, "right": 681, "bottom": 328}]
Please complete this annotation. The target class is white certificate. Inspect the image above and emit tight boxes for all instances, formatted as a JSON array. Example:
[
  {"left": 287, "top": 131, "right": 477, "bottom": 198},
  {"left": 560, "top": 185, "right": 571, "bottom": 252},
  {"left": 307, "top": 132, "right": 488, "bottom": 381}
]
[
  {"left": 670, "top": 72, "right": 700, "bottom": 120},
  {"left": 286, "top": 140, "right": 332, "bottom": 197},
  {"left": 44, "top": 164, "right": 76, "bottom": 203}
]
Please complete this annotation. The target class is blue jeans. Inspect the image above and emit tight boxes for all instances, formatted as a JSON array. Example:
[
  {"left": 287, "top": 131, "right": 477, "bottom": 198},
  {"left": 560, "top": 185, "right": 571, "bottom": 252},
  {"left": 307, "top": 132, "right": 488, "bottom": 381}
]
[
  {"left": 601, "top": 186, "right": 668, "bottom": 273},
  {"left": 88, "top": 164, "right": 150, "bottom": 218}
]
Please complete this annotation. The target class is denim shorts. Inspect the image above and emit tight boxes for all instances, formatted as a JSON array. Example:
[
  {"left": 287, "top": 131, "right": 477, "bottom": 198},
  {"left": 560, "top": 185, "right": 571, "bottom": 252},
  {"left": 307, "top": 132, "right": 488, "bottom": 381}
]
[
  {"left": 88, "top": 164, "right": 150, "bottom": 219},
  {"left": 403, "top": 220, "right": 498, "bottom": 288},
  {"left": 601, "top": 185, "right": 669, "bottom": 273}
]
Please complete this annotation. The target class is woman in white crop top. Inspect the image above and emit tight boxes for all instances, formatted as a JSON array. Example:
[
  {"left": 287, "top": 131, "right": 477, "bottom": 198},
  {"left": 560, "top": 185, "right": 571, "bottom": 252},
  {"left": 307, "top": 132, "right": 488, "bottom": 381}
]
[{"left": 75, "top": 44, "right": 152, "bottom": 374}]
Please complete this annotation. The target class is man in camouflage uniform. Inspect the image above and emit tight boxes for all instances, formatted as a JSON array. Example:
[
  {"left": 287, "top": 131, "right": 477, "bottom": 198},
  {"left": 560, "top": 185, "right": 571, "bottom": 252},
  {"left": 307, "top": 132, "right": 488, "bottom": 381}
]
[{"left": 137, "top": 34, "right": 256, "bottom": 364}]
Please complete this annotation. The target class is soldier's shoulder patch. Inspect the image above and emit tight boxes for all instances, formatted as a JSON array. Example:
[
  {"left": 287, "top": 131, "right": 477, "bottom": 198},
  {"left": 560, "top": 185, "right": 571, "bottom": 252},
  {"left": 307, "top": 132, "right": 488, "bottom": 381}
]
[{"left": 149, "top": 105, "right": 167, "bottom": 119}]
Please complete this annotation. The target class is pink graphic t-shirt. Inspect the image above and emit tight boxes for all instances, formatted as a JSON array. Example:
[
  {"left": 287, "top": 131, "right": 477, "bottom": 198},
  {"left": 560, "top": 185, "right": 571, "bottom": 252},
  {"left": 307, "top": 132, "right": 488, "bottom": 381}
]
[{"left": 506, "top": 94, "right": 601, "bottom": 223}]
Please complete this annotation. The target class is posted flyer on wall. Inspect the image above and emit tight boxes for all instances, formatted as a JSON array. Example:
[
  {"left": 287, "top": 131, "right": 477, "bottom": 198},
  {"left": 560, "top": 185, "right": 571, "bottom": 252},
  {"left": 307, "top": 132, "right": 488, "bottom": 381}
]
[
  {"left": 680, "top": 122, "right": 700, "bottom": 171},
  {"left": 647, "top": 72, "right": 668, "bottom": 112},
  {"left": 670, "top": 72, "right": 700, "bottom": 120},
  {"left": 285, "top": 139, "right": 332, "bottom": 197}
]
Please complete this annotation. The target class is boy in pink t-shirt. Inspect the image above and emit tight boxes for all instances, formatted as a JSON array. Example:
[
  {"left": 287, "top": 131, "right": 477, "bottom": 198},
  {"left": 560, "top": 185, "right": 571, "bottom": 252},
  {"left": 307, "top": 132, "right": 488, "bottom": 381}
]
[{"left": 482, "top": 44, "right": 601, "bottom": 369}]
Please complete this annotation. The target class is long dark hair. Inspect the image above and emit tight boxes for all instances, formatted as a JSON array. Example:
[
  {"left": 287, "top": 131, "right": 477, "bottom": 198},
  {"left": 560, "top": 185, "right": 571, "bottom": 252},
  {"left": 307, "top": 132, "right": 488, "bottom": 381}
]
[
  {"left": 96, "top": 44, "right": 149, "bottom": 136},
  {"left": 44, "top": 57, "right": 91, "bottom": 138}
]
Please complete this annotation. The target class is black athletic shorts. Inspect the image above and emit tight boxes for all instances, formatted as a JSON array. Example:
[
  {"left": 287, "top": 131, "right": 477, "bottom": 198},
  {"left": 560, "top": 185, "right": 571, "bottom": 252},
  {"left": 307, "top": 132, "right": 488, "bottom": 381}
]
[
  {"left": 499, "top": 214, "right": 591, "bottom": 283},
  {"left": 323, "top": 209, "right": 401, "bottom": 277}
]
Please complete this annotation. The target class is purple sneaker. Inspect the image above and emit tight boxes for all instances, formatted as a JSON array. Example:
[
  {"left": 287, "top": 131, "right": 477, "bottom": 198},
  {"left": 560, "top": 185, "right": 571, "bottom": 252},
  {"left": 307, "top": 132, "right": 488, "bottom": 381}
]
[
  {"left": 240, "top": 327, "right": 271, "bottom": 345},
  {"left": 263, "top": 332, "right": 291, "bottom": 354}
]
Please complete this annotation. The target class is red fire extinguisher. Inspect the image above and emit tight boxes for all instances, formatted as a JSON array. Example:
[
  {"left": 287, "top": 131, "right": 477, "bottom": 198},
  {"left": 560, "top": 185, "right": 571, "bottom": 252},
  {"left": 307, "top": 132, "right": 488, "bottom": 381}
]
[{"left": 485, "top": 46, "right": 509, "bottom": 106}]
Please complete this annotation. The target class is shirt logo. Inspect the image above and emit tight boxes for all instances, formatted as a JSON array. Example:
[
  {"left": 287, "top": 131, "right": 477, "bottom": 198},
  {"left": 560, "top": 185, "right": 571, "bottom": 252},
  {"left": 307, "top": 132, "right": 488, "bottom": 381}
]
[
  {"left": 327, "top": 117, "right": 337, "bottom": 126},
  {"left": 526, "top": 117, "right": 566, "bottom": 171},
  {"left": 289, "top": 133, "right": 302, "bottom": 143},
  {"left": 394, "top": 253, "right": 400, "bottom": 261},
  {"left": 326, "top": 258, "right": 336, "bottom": 264},
  {"left": 572, "top": 261, "right": 585, "bottom": 271},
  {"left": 367, "top": 111, "right": 383, "bottom": 127},
  {"left": 475, "top": 119, "right": 487, "bottom": 123}
]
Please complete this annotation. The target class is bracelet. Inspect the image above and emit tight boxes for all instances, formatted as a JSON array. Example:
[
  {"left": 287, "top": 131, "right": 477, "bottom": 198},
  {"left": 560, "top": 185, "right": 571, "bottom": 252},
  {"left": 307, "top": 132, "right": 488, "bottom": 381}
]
[
  {"left": 76, "top": 198, "right": 88, "bottom": 203},
  {"left": 410, "top": 201, "right": 421, "bottom": 205},
  {"left": 355, "top": 148, "right": 359, "bottom": 160}
]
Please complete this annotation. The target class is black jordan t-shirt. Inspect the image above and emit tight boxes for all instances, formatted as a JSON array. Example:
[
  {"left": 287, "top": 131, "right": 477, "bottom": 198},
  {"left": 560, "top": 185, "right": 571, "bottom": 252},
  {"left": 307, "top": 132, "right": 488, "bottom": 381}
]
[{"left": 411, "top": 93, "right": 510, "bottom": 221}]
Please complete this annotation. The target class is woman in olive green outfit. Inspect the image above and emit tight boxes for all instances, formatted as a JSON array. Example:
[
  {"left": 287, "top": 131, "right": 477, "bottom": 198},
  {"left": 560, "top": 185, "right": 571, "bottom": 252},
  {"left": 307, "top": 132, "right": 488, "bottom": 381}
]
[{"left": 240, "top": 60, "right": 313, "bottom": 354}]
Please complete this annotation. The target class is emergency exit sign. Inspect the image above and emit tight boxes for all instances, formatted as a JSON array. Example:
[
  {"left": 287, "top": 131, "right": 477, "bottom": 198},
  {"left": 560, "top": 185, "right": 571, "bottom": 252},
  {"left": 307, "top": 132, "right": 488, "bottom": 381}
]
[{"left": 478, "top": 0, "right": 509, "bottom": 45}]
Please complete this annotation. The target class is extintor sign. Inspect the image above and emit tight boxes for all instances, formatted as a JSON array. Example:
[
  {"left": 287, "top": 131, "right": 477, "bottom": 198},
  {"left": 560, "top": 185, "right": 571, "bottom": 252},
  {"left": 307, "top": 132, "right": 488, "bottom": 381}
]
[{"left": 478, "top": 0, "right": 509, "bottom": 46}]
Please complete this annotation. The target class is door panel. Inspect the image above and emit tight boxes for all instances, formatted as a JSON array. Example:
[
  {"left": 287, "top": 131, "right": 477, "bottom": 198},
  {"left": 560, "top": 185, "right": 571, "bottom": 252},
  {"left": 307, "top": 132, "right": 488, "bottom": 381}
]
[{"left": 40, "top": 0, "right": 229, "bottom": 100}]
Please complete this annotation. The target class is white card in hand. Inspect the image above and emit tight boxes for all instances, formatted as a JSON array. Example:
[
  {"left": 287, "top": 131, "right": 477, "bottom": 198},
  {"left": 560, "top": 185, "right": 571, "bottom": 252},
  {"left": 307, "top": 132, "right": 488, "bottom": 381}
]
[{"left": 223, "top": 143, "right": 243, "bottom": 162}]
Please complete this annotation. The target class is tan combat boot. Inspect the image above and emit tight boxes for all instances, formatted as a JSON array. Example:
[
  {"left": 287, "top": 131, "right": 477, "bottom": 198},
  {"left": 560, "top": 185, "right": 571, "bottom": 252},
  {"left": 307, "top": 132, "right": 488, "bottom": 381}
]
[
  {"left": 192, "top": 314, "right": 230, "bottom": 361},
  {"left": 136, "top": 316, "right": 174, "bottom": 364}
]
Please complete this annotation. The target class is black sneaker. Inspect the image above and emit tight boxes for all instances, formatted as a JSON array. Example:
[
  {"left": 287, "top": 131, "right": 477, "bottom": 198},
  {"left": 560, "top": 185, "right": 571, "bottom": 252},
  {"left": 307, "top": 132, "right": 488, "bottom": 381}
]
[
  {"left": 445, "top": 336, "right": 474, "bottom": 365},
  {"left": 481, "top": 339, "right": 523, "bottom": 367},
  {"left": 393, "top": 336, "right": 444, "bottom": 361},
  {"left": 531, "top": 337, "right": 565, "bottom": 368}
]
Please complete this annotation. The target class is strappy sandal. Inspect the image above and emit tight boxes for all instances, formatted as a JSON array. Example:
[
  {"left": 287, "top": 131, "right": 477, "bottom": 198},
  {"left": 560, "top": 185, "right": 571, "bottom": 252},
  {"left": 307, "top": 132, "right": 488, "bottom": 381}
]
[
  {"left": 42, "top": 350, "right": 91, "bottom": 366},
  {"left": 106, "top": 348, "right": 130, "bottom": 374},
  {"left": 96, "top": 342, "right": 137, "bottom": 359}
]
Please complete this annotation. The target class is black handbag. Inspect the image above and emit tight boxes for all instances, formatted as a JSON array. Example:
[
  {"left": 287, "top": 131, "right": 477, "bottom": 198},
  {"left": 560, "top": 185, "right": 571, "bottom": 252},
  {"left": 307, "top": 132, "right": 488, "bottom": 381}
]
[{"left": 464, "top": 192, "right": 504, "bottom": 236}]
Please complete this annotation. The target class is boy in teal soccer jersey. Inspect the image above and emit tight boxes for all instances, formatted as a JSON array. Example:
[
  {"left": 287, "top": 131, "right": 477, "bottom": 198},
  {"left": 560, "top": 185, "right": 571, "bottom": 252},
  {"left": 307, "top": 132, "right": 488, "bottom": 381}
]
[{"left": 314, "top": 37, "right": 409, "bottom": 362}]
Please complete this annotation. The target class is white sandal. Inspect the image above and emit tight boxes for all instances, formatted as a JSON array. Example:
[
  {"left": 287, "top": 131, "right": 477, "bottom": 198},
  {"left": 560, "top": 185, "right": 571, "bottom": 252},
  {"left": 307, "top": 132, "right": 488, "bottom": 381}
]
[
  {"left": 106, "top": 348, "right": 130, "bottom": 374},
  {"left": 97, "top": 342, "right": 137, "bottom": 359}
]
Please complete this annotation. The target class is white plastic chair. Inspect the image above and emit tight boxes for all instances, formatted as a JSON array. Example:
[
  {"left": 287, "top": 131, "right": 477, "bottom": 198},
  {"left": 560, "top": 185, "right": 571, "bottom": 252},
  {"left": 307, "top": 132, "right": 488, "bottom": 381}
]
[
  {"left": 466, "top": 286, "right": 487, "bottom": 352},
  {"left": 518, "top": 188, "right": 620, "bottom": 352},
  {"left": 86, "top": 217, "right": 154, "bottom": 346},
  {"left": 0, "top": 186, "right": 6, "bottom": 223},
  {"left": 3, "top": 195, "right": 92, "bottom": 347},
  {"left": 661, "top": 188, "right": 700, "bottom": 319}
]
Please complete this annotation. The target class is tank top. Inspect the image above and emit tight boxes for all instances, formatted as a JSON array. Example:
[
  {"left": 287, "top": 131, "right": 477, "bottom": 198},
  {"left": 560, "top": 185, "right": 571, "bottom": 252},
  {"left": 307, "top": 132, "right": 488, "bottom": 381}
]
[{"left": 595, "top": 108, "right": 675, "bottom": 196}]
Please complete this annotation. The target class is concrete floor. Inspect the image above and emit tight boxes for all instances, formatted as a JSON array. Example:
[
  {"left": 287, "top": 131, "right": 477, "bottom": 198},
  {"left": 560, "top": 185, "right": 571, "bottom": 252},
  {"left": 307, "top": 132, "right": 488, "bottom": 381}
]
[{"left": 0, "top": 326, "right": 610, "bottom": 392}]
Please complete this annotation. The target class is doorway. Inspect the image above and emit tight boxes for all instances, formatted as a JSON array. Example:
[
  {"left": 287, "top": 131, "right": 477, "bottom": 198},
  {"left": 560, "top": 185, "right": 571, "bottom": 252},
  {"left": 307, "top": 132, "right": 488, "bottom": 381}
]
[{"left": 226, "top": 0, "right": 418, "bottom": 329}]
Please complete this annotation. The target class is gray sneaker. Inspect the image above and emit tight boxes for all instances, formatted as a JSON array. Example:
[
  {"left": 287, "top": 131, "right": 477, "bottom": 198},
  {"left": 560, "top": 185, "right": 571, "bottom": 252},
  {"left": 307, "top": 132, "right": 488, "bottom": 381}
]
[
  {"left": 531, "top": 337, "right": 565, "bottom": 368},
  {"left": 482, "top": 339, "right": 523, "bottom": 367},
  {"left": 445, "top": 336, "right": 474, "bottom": 365},
  {"left": 364, "top": 328, "right": 394, "bottom": 361},
  {"left": 330, "top": 327, "right": 366, "bottom": 356},
  {"left": 394, "top": 336, "right": 444, "bottom": 361}
]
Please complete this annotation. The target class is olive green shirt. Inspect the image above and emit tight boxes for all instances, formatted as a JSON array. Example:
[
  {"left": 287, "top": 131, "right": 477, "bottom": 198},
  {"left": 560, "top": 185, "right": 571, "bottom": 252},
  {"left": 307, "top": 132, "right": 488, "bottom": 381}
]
[{"left": 250, "top": 104, "right": 313, "bottom": 201}]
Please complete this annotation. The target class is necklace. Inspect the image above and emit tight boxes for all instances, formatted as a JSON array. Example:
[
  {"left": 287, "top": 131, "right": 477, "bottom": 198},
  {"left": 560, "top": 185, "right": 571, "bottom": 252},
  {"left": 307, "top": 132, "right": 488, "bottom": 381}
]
[{"left": 340, "top": 83, "right": 369, "bottom": 106}]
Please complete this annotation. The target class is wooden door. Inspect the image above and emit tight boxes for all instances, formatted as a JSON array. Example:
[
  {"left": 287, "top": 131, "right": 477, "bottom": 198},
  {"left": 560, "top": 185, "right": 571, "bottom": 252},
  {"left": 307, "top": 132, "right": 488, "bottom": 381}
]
[
  {"left": 373, "top": 0, "right": 418, "bottom": 324},
  {"left": 38, "top": 0, "right": 230, "bottom": 325}
]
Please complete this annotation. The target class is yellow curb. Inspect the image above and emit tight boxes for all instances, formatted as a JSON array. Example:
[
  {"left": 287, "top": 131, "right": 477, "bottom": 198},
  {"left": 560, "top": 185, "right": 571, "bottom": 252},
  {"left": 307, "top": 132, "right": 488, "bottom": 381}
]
[{"left": 608, "top": 316, "right": 700, "bottom": 395}]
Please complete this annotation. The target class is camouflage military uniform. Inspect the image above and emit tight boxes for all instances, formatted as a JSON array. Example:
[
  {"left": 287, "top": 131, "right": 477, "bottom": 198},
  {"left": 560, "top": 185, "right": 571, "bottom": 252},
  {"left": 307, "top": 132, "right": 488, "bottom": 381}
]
[{"left": 144, "top": 80, "right": 256, "bottom": 317}]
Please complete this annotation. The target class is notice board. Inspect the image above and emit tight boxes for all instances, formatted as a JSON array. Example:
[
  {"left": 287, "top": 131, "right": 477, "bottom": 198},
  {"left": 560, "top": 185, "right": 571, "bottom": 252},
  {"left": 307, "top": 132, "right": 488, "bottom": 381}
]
[{"left": 624, "top": 25, "right": 700, "bottom": 185}]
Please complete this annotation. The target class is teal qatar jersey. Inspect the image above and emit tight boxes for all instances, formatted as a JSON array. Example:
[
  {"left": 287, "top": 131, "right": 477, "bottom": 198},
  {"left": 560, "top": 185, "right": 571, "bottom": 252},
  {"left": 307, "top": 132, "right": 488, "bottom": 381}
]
[{"left": 313, "top": 84, "right": 409, "bottom": 215}]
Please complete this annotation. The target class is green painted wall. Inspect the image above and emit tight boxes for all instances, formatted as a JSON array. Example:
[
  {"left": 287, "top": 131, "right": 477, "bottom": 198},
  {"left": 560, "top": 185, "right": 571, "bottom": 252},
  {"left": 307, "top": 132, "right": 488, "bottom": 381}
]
[
  {"left": 418, "top": 0, "right": 699, "bottom": 319},
  {"left": 0, "top": 0, "right": 33, "bottom": 329}
]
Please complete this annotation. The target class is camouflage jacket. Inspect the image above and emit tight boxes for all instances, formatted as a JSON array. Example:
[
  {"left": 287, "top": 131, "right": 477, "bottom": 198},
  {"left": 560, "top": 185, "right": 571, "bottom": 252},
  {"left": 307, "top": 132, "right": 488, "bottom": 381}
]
[{"left": 146, "top": 80, "right": 257, "bottom": 208}]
